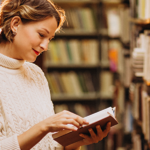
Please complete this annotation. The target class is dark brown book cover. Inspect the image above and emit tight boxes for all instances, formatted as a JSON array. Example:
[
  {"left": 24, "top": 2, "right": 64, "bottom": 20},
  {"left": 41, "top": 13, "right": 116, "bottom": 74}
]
[{"left": 52, "top": 113, "right": 118, "bottom": 147}]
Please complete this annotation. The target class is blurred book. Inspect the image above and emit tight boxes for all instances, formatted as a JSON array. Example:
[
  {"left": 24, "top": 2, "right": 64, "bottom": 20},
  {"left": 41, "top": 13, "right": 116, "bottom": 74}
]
[
  {"left": 106, "top": 8, "right": 121, "bottom": 38},
  {"left": 143, "top": 30, "right": 150, "bottom": 84},
  {"left": 100, "top": 71, "right": 114, "bottom": 98},
  {"left": 137, "top": 0, "right": 150, "bottom": 19}
]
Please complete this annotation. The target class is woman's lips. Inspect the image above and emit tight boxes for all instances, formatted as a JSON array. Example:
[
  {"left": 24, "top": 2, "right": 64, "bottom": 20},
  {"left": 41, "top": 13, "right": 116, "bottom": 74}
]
[{"left": 33, "top": 49, "right": 40, "bottom": 55}]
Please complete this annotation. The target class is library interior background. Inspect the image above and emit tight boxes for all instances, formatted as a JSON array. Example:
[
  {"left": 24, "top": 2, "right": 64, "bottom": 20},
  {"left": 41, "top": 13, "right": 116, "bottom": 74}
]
[{"left": 34, "top": 0, "right": 150, "bottom": 150}]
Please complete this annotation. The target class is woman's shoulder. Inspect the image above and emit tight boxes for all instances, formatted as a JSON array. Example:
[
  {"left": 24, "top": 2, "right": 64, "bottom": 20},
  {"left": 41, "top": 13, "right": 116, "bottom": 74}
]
[{"left": 23, "top": 62, "right": 45, "bottom": 78}]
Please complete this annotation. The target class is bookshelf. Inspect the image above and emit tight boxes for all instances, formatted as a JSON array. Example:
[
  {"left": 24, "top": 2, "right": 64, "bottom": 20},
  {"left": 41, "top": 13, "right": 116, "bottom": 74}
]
[
  {"left": 99, "top": 1, "right": 131, "bottom": 150},
  {"left": 123, "top": 0, "right": 150, "bottom": 149},
  {"left": 35, "top": 0, "right": 130, "bottom": 150}
]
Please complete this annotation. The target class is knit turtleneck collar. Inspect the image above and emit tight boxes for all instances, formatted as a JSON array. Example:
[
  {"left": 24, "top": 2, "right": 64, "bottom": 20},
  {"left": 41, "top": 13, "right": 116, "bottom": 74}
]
[{"left": 0, "top": 53, "right": 25, "bottom": 69}]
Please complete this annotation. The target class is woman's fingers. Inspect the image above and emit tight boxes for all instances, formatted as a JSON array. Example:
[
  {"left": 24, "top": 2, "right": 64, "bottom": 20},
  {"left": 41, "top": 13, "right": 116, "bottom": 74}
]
[
  {"left": 60, "top": 124, "right": 78, "bottom": 131},
  {"left": 54, "top": 110, "right": 89, "bottom": 131},
  {"left": 96, "top": 125, "right": 103, "bottom": 141},
  {"left": 102, "top": 122, "right": 111, "bottom": 137},
  {"left": 63, "top": 118, "right": 81, "bottom": 128},
  {"left": 79, "top": 122, "right": 111, "bottom": 145},
  {"left": 79, "top": 134, "right": 92, "bottom": 144},
  {"left": 88, "top": 128, "right": 99, "bottom": 143},
  {"left": 96, "top": 122, "right": 111, "bottom": 139},
  {"left": 47, "top": 110, "right": 89, "bottom": 132},
  {"left": 64, "top": 111, "right": 89, "bottom": 125}
]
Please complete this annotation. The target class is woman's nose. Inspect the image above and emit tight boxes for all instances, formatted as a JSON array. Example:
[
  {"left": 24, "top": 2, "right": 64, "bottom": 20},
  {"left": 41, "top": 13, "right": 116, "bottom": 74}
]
[{"left": 40, "top": 40, "right": 49, "bottom": 51}]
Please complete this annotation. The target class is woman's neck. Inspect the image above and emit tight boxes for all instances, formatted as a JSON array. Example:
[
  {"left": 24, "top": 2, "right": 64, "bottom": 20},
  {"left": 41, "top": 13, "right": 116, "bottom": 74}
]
[{"left": 0, "top": 41, "right": 20, "bottom": 60}]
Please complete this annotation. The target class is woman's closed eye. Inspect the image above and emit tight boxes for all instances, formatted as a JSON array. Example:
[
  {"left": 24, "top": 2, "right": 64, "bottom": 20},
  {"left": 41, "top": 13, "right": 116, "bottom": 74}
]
[
  {"left": 39, "top": 33, "right": 45, "bottom": 38},
  {"left": 39, "top": 33, "right": 52, "bottom": 42}
]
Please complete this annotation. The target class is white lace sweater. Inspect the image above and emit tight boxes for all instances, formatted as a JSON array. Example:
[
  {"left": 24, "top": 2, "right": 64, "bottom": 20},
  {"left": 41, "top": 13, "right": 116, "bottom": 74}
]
[{"left": 0, "top": 53, "right": 63, "bottom": 150}]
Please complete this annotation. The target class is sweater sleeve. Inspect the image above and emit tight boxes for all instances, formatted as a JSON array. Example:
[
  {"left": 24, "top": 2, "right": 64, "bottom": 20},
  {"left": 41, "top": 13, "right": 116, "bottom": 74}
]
[
  {"left": 24, "top": 63, "right": 64, "bottom": 150},
  {"left": 53, "top": 141, "right": 64, "bottom": 150},
  {"left": 0, "top": 107, "right": 20, "bottom": 150},
  {"left": 0, "top": 134, "right": 20, "bottom": 150}
]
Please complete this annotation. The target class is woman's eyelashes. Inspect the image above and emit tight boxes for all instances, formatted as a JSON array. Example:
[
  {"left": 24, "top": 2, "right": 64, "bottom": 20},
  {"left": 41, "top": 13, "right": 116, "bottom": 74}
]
[
  {"left": 39, "top": 33, "right": 45, "bottom": 38},
  {"left": 39, "top": 33, "right": 51, "bottom": 42}
]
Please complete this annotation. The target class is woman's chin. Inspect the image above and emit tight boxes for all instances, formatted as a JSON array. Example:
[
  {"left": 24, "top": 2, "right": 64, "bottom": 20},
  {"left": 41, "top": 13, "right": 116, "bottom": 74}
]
[{"left": 26, "top": 57, "right": 37, "bottom": 63}]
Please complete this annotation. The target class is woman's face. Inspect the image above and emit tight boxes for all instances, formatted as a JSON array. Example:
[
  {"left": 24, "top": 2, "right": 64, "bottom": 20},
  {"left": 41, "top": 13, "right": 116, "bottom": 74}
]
[{"left": 12, "top": 16, "right": 57, "bottom": 62}]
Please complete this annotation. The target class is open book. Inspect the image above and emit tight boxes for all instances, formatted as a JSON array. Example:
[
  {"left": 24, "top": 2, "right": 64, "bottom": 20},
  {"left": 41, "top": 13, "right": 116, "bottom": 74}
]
[{"left": 52, "top": 107, "right": 118, "bottom": 146}]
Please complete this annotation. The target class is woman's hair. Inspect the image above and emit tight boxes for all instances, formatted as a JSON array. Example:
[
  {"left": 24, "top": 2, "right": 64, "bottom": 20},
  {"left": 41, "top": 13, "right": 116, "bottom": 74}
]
[{"left": 0, "top": 0, "right": 66, "bottom": 42}]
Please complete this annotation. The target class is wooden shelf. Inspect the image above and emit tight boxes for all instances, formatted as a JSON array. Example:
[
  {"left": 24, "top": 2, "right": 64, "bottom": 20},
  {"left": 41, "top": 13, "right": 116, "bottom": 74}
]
[
  {"left": 51, "top": 92, "right": 113, "bottom": 101},
  {"left": 101, "top": 0, "right": 124, "bottom": 6},
  {"left": 130, "top": 18, "right": 150, "bottom": 25},
  {"left": 53, "top": 0, "right": 99, "bottom": 4},
  {"left": 44, "top": 63, "right": 101, "bottom": 69},
  {"left": 100, "top": 29, "right": 120, "bottom": 39},
  {"left": 56, "top": 29, "right": 99, "bottom": 37},
  {"left": 51, "top": 93, "right": 99, "bottom": 101},
  {"left": 98, "top": 92, "right": 113, "bottom": 100}
]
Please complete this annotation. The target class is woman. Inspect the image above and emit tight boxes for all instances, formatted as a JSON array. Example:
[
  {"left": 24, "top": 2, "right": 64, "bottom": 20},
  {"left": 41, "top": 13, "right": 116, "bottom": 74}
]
[{"left": 0, "top": 0, "right": 111, "bottom": 149}]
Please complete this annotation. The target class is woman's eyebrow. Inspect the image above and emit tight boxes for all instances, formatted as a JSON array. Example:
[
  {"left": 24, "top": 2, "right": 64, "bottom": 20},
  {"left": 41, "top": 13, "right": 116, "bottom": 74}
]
[{"left": 42, "top": 28, "right": 50, "bottom": 34}]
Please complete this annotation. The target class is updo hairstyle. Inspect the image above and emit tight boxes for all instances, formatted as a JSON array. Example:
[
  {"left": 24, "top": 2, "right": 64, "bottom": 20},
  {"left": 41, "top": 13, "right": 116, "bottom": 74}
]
[{"left": 0, "top": 0, "right": 65, "bottom": 42}]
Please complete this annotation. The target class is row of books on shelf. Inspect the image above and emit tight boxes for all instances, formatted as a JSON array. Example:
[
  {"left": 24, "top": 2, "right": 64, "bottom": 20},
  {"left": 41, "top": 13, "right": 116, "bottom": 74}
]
[
  {"left": 131, "top": 30, "right": 150, "bottom": 83},
  {"left": 46, "top": 71, "right": 96, "bottom": 96},
  {"left": 44, "top": 39, "right": 99, "bottom": 66},
  {"left": 130, "top": 0, "right": 150, "bottom": 19},
  {"left": 128, "top": 82, "right": 150, "bottom": 147},
  {"left": 62, "top": 8, "right": 97, "bottom": 32},
  {"left": 46, "top": 71, "right": 114, "bottom": 98},
  {"left": 44, "top": 39, "right": 124, "bottom": 73},
  {"left": 132, "top": 130, "right": 146, "bottom": 150},
  {"left": 123, "top": 95, "right": 147, "bottom": 150},
  {"left": 101, "top": 6, "right": 130, "bottom": 42},
  {"left": 56, "top": 5, "right": 130, "bottom": 42}
]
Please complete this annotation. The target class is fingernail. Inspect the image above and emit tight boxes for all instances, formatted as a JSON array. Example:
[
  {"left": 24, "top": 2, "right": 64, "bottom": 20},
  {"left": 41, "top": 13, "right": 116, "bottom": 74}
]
[
  {"left": 74, "top": 127, "right": 78, "bottom": 131},
  {"left": 109, "top": 122, "right": 111, "bottom": 126},
  {"left": 84, "top": 119, "right": 89, "bottom": 124},
  {"left": 89, "top": 129, "right": 92, "bottom": 132},
  {"left": 79, "top": 134, "right": 83, "bottom": 137}
]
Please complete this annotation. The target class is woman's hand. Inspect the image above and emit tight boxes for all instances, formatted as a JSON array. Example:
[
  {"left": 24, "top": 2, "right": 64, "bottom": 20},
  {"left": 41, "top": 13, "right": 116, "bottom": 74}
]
[
  {"left": 43, "top": 110, "right": 89, "bottom": 133},
  {"left": 79, "top": 122, "right": 111, "bottom": 145},
  {"left": 65, "top": 122, "right": 111, "bottom": 150}
]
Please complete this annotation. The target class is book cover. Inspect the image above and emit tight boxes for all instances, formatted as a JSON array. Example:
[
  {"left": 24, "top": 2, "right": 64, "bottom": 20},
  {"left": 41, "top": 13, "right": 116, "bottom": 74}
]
[{"left": 52, "top": 107, "right": 118, "bottom": 147}]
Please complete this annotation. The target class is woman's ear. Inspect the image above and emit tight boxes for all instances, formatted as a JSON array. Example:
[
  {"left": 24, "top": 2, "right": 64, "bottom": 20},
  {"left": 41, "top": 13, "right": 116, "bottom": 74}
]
[{"left": 10, "top": 16, "right": 22, "bottom": 33}]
